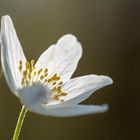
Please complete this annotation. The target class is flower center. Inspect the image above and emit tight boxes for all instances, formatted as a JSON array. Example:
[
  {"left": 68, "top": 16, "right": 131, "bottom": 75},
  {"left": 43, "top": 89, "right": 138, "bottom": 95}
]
[{"left": 18, "top": 60, "right": 67, "bottom": 103}]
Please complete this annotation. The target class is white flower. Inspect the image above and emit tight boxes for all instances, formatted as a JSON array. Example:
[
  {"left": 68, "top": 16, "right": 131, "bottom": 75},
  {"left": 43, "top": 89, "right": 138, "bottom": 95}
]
[{"left": 1, "top": 15, "right": 113, "bottom": 117}]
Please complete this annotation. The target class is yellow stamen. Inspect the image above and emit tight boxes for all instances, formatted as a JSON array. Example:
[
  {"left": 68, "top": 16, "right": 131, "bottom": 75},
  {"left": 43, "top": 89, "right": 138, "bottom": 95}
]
[
  {"left": 58, "top": 82, "right": 63, "bottom": 85},
  {"left": 19, "top": 60, "right": 23, "bottom": 71},
  {"left": 59, "top": 92, "right": 67, "bottom": 96},
  {"left": 23, "top": 70, "right": 27, "bottom": 77},
  {"left": 19, "top": 65, "right": 22, "bottom": 71},
  {"left": 56, "top": 86, "right": 62, "bottom": 93},
  {"left": 21, "top": 78, "right": 25, "bottom": 85},
  {"left": 44, "top": 73, "right": 48, "bottom": 77},
  {"left": 47, "top": 79, "right": 51, "bottom": 83},
  {"left": 29, "top": 68, "right": 32, "bottom": 73},
  {"left": 34, "top": 71, "right": 36, "bottom": 76},
  {"left": 44, "top": 68, "right": 48, "bottom": 73},
  {"left": 38, "top": 68, "right": 42, "bottom": 75},
  {"left": 53, "top": 95, "right": 59, "bottom": 100},
  {"left": 26, "top": 61, "right": 30, "bottom": 69},
  {"left": 31, "top": 59, "right": 35, "bottom": 67},
  {"left": 52, "top": 81, "right": 57, "bottom": 85},
  {"left": 52, "top": 87, "right": 56, "bottom": 91},
  {"left": 28, "top": 74, "right": 31, "bottom": 80},
  {"left": 40, "top": 75, "right": 44, "bottom": 80}
]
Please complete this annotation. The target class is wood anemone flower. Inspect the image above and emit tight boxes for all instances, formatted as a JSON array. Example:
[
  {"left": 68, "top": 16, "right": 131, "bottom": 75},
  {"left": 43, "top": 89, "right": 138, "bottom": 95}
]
[{"left": 1, "top": 15, "right": 113, "bottom": 117}]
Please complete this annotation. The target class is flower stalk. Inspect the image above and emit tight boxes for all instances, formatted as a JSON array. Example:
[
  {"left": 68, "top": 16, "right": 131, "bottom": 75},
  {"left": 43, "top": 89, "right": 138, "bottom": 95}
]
[{"left": 12, "top": 106, "right": 27, "bottom": 140}]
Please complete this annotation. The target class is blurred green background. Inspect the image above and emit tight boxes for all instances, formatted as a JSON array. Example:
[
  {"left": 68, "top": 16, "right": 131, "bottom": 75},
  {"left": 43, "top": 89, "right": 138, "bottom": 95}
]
[{"left": 0, "top": 0, "right": 139, "bottom": 140}]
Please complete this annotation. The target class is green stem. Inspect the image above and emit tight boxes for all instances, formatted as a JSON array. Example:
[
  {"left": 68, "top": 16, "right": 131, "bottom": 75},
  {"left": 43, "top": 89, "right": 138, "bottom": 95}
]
[{"left": 12, "top": 106, "right": 28, "bottom": 140}]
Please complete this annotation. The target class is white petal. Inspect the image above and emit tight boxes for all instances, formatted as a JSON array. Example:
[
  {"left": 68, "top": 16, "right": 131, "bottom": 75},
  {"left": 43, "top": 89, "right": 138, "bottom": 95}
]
[
  {"left": 1, "top": 15, "right": 26, "bottom": 96},
  {"left": 18, "top": 85, "right": 108, "bottom": 117},
  {"left": 61, "top": 75, "right": 113, "bottom": 105},
  {"left": 27, "top": 103, "right": 108, "bottom": 117},
  {"left": 35, "top": 34, "right": 82, "bottom": 82}
]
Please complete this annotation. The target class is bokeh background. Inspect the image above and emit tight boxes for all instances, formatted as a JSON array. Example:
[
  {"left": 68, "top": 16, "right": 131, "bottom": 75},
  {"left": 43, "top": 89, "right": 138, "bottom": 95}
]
[{"left": 0, "top": 0, "right": 140, "bottom": 140}]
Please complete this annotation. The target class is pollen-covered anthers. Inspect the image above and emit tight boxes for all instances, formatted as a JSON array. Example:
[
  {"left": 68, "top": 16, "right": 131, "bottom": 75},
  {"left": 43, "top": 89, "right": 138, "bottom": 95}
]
[
  {"left": 19, "top": 60, "right": 49, "bottom": 86},
  {"left": 39, "top": 68, "right": 48, "bottom": 81},
  {"left": 18, "top": 59, "right": 36, "bottom": 86},
  {"left": 18, "top": 60, "right": 34, "bottom": 86},
  {"left": 51, "top": 82, "right": 67, "bottom": 102},
  {"left": 19, "top": 60, "right": 22, "bottom": 71},
  {"left": 43, "top": 73, "right": 67, "bottom": 102},
  {"left": 18, "top": 60, "right": 67, "bottom": 103},
  {"left": 53, "top": 92, "right": 67, "bottom": 102}
]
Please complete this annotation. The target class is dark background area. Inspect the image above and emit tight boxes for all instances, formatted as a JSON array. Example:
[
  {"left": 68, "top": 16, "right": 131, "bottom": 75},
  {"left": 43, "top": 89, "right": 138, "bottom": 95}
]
[{"left": 0, "top": 0, "right": 140, "bottom": 140}]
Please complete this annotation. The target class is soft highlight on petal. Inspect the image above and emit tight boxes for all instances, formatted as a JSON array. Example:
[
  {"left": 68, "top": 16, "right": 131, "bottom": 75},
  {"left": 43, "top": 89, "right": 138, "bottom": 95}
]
[
  {"left": 18, "top": 85, "right": 48, "bottom": 108},
  {"left": 1, "top": 15, "right": 26, "bottom": 96},
  {"left": 35, "top": 34, "right": 82, "bottom": 82}
]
